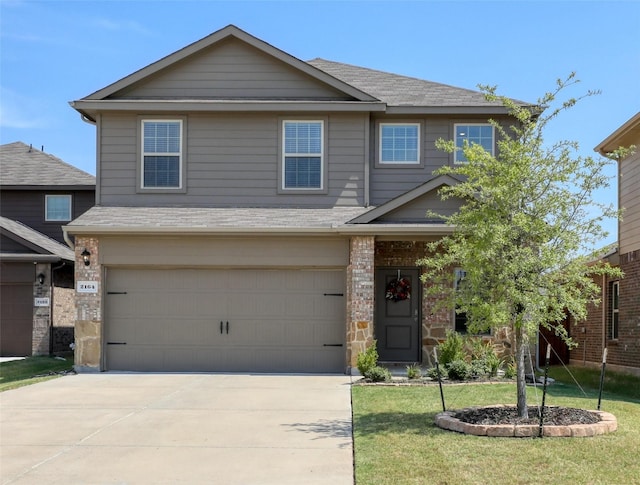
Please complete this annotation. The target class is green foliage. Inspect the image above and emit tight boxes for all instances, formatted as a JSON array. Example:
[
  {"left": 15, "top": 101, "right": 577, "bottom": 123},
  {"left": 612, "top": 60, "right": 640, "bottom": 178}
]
[
  {"left": 366, "top": 366, "right": 392, "bottom": 382},
  {"left": 406, "top": 364, "right": 421, "bottom": 380},
  {"left": 418, "top": 75, "right": 627, "bottom": 413},
  {"left": 426, "top": 365, "right": 447, "bottom": 380},
  {"left": 356, "top": 341, "right": 379, "bottom": 377},
  {"left": 437, "top": 330, "right": 465, "bottom": 366},
  {"left": 0, "top": 355, "right": 74, "bottom": 392},
  {"left": 446, "top": 359, "right": 471, "bottom": 381},
  {"left": 504, "top": 357, "right": 517, "bottom": 379}
]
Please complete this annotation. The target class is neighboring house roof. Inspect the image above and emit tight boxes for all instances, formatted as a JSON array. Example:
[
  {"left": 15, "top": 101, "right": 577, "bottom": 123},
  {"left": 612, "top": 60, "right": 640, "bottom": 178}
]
[
  {"left": 0, "top": 141, "right": 95, "bottom": 188},
  {"left": 594, "top": 111, "right": 640, "bottom": 156},
  {"left": 308, "top": 59, "right": 527, "bottom": 113},
  {"left": 65, "top": 206, "right": 452, "bottom": 237},
  {"left": 0, "top": 216, "right": 74, "bottom": 262}
]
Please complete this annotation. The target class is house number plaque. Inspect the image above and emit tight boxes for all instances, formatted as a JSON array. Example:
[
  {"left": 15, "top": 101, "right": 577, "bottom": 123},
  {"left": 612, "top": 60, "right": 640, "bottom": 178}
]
[{"left": 77, "top": 281, "right": 99, "bottom": 294}]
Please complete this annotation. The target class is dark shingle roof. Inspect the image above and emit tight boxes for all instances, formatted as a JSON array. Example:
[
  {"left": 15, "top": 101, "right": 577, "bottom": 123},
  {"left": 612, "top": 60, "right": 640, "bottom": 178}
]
[
  {"left": 0, "top": 216, "right": 74, "bottom": 261},
  {"left": 0, "top": 141, "right": 95, "bottom": 187},
  {"left": 308, "top": 58, "right": 526, "bottom": 108}
]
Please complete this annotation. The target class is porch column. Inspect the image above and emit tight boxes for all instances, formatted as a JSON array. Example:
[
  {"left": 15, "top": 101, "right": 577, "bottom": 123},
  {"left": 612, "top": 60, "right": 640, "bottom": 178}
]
[
  {"left": 32, "top": 263, "right": 51, "bottom": 355},
  {"left": 74, "top": 236, "right": 102, "bottom": 372},
  {"left": 346, "top": 235, "right": 375, "bottom": 371}
]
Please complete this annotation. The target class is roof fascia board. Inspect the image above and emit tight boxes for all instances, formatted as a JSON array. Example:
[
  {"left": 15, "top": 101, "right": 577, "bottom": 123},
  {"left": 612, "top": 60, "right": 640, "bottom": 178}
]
[
  {"left": 385, "top": 106, "right": 514, "bottom": 115},
  {"left": 64, "top": 224, "right": 453, "bottom": 237},
  {"left": 71, "top": 100, "right": 386, "bottom": 113},
  {"left": 594, "top": 112, "right": 640, "bottom": 155},
  {"left": 0, "top": 254, "right": 62, "bottom": 263},
  {"left": 349, "top": 174, "right": 460, "bottom": 223},
  {"left": 0, "top": 185, "right": 95, "bottom": 191},
  {"left": 82, "top": 25, "right": 377, "bottom": 103}
]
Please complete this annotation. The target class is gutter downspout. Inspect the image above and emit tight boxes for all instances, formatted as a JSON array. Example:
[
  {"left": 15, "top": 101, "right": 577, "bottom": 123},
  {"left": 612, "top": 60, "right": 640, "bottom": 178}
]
[{"left": 62, "top": 227, "right": 75, "bottom": 251}]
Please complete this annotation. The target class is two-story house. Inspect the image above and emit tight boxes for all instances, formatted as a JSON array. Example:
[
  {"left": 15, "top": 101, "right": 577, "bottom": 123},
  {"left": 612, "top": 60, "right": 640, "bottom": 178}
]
[
  {"left": 65, "top": 25, "right": 528, "bottom": 373},
  {"left": 0, "top": 142, "right": 95, "bottom": 356},
  {"left": 572, "top": 112, "right": 640, "bottom": 376}
]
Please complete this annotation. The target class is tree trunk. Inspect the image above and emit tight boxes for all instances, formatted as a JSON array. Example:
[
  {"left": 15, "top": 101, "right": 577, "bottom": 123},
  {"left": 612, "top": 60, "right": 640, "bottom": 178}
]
[{"left": 515, "top": 324, "right": 528, "bottom": 418}]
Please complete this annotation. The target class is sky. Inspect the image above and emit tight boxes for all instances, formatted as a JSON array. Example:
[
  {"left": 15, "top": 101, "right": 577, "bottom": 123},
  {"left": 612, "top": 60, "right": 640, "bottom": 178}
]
[{"left": 1, "top": 0, "right": 639, "bottom": 248}]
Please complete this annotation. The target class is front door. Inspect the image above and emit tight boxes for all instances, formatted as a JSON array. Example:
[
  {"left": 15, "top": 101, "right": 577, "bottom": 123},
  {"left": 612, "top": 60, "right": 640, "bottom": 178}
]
[{"left": 375, "top": 268, "right": 420, "bottom": 362}]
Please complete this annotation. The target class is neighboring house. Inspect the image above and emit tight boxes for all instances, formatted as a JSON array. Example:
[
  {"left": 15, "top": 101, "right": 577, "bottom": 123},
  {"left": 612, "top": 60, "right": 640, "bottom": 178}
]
[
  {"left": 572, "top": 112, "right": 640, "bottom": 376},
  {"left": 0, "top": 142, "right": 95, "bottom": 356},
  {"left": 65, "top": 25, "right": 529, "bottom": 373}
]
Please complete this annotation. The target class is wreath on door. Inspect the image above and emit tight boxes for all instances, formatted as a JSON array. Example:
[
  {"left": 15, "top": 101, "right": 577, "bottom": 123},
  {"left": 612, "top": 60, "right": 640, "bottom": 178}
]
[{"left": 385, "top": 277, "right": 411, "bottom": 302}]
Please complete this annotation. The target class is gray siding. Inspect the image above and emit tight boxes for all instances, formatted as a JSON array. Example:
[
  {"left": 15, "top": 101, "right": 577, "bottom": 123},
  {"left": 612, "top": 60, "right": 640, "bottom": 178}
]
[
  {"left": 369, "top": 116, "right": 511, "bottom": 206},
  {"left": 98, "top": 112, "right": 367, "bottom": 207},
  {"left": 116, "top": 38, "right": 351, "bottom": 101},
  {"left": 378, "top": 192, "right": 463, "bottom": 223},
  {"left": 0, "top": 190, "right": 95, "bottom": 243}
]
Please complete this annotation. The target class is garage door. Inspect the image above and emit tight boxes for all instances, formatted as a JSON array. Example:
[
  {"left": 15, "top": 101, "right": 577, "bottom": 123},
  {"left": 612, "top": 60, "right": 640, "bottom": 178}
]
[
  {"left": 105, "top": 268, "right": 346, "bottom": 373},
  {"left": 1, "top": 262, "right": 34, "bottom": 356}
]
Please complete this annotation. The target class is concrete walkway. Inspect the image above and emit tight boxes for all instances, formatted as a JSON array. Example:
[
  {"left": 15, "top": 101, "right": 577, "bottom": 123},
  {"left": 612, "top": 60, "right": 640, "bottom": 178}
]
[{"left": 0, "top": 373, "right": 354, "bottom": 484}]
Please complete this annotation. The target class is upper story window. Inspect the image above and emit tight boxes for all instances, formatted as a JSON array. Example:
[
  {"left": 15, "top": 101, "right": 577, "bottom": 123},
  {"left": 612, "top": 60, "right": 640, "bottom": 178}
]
[
  {"left": 283, "top": 120, "right": 323, "bottom": 190},
  {"left": 380, "top": 123, "right": 420, "bottom": 164},
  {"left": 45, "top": 194, "right": 72, "bottom": 221},
  {"left": 142, "top": 120, "right": 182, "bottom": 189},
  {"left": 455, "top": 124, "right": 494, "bottom": 163}
]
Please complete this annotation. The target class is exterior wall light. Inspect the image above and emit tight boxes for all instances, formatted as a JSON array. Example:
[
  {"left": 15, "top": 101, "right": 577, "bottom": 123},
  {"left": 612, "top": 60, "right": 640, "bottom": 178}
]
[
  {"left": 37, "top": 273, "right": 45, "bottom": 285},
  {"left": 81, "top": 248, "right": 91, "bottom": 267}
]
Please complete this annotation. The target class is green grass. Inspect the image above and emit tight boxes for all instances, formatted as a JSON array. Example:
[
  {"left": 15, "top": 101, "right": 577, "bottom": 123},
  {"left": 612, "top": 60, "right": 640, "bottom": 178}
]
[
  {"left": 0, "top": 354, "right": 74, "bottom": 392},
  {"left": 352, "top": 368, "right": 640, "bottom": 485}
]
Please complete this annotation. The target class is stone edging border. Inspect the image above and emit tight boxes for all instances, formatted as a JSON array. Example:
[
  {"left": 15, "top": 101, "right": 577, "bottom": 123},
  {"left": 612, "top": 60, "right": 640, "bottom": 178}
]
[{"left": 434, "top": 405, "right": 617, "bottom": 437}]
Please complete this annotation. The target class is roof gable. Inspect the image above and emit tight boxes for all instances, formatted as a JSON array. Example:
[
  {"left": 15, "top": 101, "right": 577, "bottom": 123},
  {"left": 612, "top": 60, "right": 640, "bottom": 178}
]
[
  {"left": 83, "top": 25, "right": 377, "bottom": 103},
  {"left": 0, "top": 142, "right": 95, "bottom": 187},
  {"left": 349, "top": 175, "right": 461, "bottom": 224}
]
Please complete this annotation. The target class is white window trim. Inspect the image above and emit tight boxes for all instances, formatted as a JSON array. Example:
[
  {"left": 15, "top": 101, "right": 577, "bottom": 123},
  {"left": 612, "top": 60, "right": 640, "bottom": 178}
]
[
  {"left": 454, "top": 123, "right": 495, "bottom": 164},
  {"left": 281, "top": 119, "right": 325, "bottom": 191},
  {"left": 45, "top": 194, "right": 72, "bottom": 222},
  {"left": 379, "top": 122, "right": 421, "bottom": 165},
  {"left": 140, "top": 119, "right": 184, "bottom": 190},
  {"left": 611, "top": 280, "right": 619, "bottom": 340}
]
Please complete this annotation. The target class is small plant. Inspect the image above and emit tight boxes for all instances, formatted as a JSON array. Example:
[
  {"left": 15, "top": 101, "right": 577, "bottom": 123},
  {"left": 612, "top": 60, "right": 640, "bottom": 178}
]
[
  {"left": 366, "top": 366, "right": 392, "bottom": 382},
  {"left": 406, "top": 364, "right": 421, "bottom": 380},
  {"left": 446, "top": 359, "right": 471, "bottom": 381},
  {"left": 426, "top": 365, "right": 447, "bottom": 380},
  {"left": 357, "top": 341, "right": 379, "bottom": 377},
  {"left": 470, "top": 359, "right": 489, "bottom": 378},
  {"left": 504, "top": 357, "right": 517, "bottom": 379},
  {"left": 438, "top": 330, "right": 466, "bottom": 366},
  {"left": 485, "top": 351, "right": 502, "bottom": 378}
]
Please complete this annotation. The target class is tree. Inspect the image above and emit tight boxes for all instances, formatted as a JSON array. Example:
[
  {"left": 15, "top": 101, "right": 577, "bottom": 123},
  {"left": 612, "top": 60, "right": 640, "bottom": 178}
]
[{"left": 418, "top": 74, "right": 627, "bottom": 417}]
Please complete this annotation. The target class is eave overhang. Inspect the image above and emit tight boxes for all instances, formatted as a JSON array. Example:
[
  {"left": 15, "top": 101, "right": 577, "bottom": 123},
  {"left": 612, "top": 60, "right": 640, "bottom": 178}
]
[{"left": 594, "top": 112, "right": 640, "bottom": 156}]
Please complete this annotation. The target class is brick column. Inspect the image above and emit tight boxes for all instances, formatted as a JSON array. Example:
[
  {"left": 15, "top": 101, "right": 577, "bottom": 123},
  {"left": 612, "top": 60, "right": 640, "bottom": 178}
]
[
  {"left": 74, "top": 236, "right": 102, "bottom": 372},
  {"left": 32, "top": 263, "right": 51, "bottom": 355},
  {"left": 346, "top": 236, "right": 375, "bottom": 371}
]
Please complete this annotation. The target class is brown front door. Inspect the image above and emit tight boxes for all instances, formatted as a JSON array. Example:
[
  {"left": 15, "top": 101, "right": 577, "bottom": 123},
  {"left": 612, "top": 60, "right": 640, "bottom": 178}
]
[{"left": 375, "top": 268, "right": 420, "bottom": 362}]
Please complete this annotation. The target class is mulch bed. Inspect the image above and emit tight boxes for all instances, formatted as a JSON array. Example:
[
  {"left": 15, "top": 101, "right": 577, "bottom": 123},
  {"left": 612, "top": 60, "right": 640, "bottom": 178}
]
[{"left": 455, "top": 406, "right": 600, "bottom": 426}]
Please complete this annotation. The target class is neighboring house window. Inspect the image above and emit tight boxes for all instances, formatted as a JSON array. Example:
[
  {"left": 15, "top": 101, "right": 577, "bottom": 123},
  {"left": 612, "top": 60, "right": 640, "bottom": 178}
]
[
  {"left": 454, "top": 268, "right": 468, "bottom": 333},
  {"left": 609, "top": 281, "right": 619, "bottom": 340},
  {"left": 283, "top": 120, "right": 323, "bottom": 189},
  {"left": 142, "top": 120, "right": 182, "bottom": 188},
  {"left": 45, "top": 195, "right": 72, "bottom": 221},
  {"left": 455, "top": 124, "right": 494, "bottom": 163},
  {"left": 380, "top": 123, "right": 420, "bottom": 164}
]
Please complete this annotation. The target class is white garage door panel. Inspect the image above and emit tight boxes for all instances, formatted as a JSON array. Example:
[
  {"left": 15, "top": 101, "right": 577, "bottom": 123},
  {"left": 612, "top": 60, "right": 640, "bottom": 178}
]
[{"left": 105, "top": 268, "right": 345, "bottom": 372}]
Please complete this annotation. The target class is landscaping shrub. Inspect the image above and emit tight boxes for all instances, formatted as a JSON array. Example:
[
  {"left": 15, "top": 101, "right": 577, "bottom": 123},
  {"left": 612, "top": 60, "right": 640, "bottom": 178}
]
[
  {"left": 438, "top": 330, "right": 465, "bottom": 366},
  {"left": 426, "top": 365, "right": 447, "bottom": 380},
  {"left": 357, "top": 341, "right": 379, "bottom": 377},
  {"left": 446, "top": 359, "right": 472, "bottom": 380},
  {"left": 406, "top": 363, "right": 421, "bottom": 380},
  {"left": 366, "top": 366, "right": 392, "bottom": 382}
]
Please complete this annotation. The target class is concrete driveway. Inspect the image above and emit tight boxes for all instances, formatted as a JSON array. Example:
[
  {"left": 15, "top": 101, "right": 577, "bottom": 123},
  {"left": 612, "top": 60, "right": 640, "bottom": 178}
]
[{"left": 0, "top": 373, "right": 354, "bottom": 484}]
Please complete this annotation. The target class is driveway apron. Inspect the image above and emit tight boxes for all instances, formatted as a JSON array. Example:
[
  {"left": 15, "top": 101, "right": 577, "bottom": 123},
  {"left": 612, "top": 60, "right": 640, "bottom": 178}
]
[{"left": 0, "top": 373, "right": 354, "bottom": 484}]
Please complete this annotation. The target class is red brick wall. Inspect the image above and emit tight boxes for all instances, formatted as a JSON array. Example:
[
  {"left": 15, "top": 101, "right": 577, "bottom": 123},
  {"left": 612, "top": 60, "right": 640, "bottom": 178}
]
[{"left": 613, "top": 251, "right": 640, "bottom": 369}]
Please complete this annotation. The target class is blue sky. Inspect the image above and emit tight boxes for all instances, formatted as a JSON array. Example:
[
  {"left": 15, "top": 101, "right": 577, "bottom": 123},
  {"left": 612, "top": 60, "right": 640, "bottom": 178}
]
[{"left": 1, "top": 0, "right": 638, "bottom": 247}]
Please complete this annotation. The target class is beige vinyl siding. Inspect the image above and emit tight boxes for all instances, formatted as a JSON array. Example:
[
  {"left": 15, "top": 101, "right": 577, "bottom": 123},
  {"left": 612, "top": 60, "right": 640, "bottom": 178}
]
[
  {"left": 99, "top": 236, "right": 349, "bottom": 267},
  {"left": 98, "top": 112, "right": 366, "bottom": 207},
  {"left": 116, "top": 38, "right": 351, "bottom": 101},
  {"left": 620, "top": 150, "right": 640, "bottom": 253}
]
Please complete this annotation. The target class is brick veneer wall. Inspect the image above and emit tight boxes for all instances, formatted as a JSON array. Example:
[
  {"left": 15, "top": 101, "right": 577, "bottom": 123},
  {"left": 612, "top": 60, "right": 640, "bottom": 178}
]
[
  {"left": 74, "top": 236, "right": 102, "bottom": 372},
  {"left": 346, "top": 236, "right": 375, "bottom": 369},
  {"left": 32, "top": 263, "right": 51, "bottom": 355}
]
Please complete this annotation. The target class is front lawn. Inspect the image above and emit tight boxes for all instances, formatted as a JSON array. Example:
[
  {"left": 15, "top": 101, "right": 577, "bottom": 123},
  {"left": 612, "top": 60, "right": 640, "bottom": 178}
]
[
  {"left": 0, "top": 355, "right": 74, "bottom": 392},
  {"left": 352, "top": 367, "right": 640, "bottom": 484}
]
